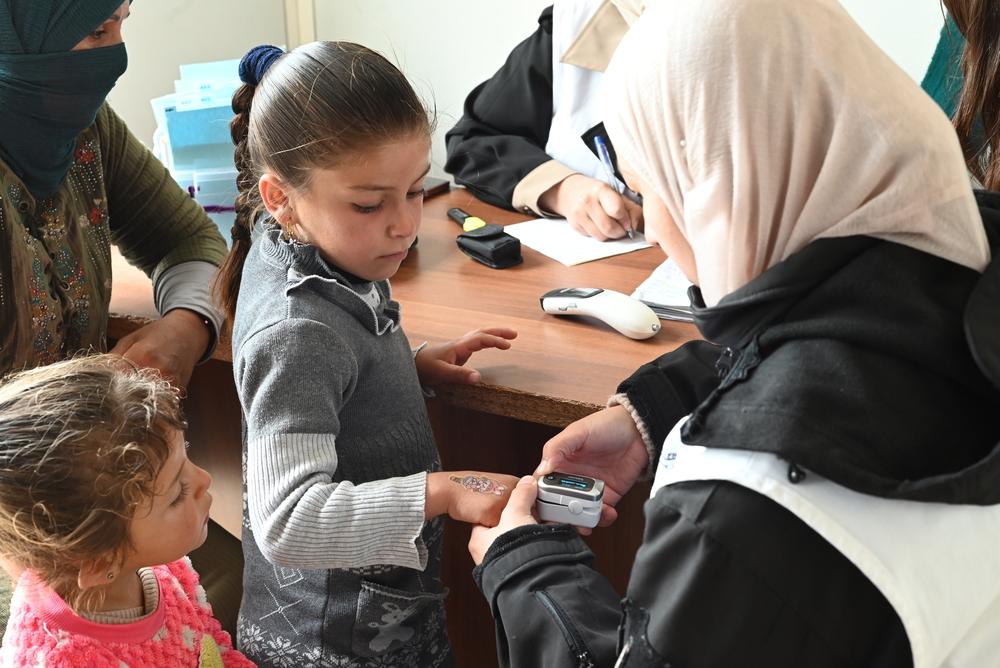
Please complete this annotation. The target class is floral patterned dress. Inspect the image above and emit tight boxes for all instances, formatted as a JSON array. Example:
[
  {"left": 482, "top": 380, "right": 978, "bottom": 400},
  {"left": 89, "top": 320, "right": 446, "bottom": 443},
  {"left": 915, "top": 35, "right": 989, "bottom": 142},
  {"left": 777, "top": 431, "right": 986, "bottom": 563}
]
[{"left": 0, "top": 103, "right": 226, "bottom": 376}]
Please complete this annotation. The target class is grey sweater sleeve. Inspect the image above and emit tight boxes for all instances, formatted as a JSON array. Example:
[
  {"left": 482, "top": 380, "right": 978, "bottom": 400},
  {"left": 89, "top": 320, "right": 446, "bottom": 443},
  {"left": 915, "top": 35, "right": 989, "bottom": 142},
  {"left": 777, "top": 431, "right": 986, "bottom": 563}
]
[
  {"left": 154, "top": 260, "right": 225, "bottom": 362},
  {"left": 237, "top": 318, "right": 428, "bottom": 571}
]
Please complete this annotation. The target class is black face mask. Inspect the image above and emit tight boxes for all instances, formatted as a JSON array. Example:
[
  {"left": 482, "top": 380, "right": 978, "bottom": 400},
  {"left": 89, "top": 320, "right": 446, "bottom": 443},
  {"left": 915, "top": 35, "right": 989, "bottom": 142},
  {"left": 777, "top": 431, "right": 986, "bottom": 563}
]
[{"left": 0, "top": 41, "right": 128, "bottom": 198}]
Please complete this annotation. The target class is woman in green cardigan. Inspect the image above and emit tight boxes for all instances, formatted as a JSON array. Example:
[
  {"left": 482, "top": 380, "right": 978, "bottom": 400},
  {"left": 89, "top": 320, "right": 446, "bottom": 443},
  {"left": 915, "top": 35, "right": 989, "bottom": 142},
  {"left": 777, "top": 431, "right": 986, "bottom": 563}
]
[
  {"left": 0, "top": 0, "right": 241, "bottom": 634},
  {"left": 0, "top": 0, "right": 227, "bottom": 385}
]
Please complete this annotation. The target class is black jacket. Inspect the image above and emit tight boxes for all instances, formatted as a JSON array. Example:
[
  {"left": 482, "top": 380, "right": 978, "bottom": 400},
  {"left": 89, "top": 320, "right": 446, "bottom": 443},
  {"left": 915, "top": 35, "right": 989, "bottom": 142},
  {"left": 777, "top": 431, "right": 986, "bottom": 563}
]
[
  {"left": 630, "top": 202, "right": 1000, "bottom": 504},
  {"left": 444, "top": 7, "right": 556, "bottom": 210},
  {"left": 474, "top": 195, "right": 1000, "bottom": 667}
]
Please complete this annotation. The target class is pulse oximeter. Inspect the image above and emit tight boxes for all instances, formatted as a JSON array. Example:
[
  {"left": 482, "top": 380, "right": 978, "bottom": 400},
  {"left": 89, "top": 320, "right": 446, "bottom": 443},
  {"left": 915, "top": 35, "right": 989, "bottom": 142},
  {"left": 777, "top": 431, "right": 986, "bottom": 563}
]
[{"left": 536, "top": 472, "right": 605, "bottom": 528}]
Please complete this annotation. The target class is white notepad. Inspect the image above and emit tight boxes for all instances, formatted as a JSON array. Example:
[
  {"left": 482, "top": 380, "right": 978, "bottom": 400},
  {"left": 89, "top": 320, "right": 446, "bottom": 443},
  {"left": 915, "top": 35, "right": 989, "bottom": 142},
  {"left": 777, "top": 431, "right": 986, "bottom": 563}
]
[
  {"left": 631, "top": 258, "right": 695, "bottom": 322},
  {"left": 504, "top": 217, "right": 652, "bottom": 266}
]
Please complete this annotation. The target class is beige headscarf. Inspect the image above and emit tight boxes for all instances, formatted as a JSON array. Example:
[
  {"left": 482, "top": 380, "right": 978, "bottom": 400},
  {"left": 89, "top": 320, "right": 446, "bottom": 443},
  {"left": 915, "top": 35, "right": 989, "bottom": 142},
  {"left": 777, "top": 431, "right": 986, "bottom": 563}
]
[{"left": 603, "top": 0, "right": 991, "bottom": 306}]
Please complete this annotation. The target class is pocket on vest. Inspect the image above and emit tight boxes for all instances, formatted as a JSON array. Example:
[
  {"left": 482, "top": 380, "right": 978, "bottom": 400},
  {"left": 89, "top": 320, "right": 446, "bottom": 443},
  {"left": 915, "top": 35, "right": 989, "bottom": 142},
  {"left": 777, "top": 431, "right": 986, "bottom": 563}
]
[{"left": 351, "top": 579, "right": 447, "bottom": 658}]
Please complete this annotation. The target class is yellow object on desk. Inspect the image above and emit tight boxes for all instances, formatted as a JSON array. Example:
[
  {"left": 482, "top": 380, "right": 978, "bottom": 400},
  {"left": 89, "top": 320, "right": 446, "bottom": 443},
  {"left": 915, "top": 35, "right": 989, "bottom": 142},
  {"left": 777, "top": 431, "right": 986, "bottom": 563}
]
[
  {"left": 447, "top": 206, "right": 488, "bottom": 231},
  {"left": 462, "top": 216, "right": 487, "bottom": 231}
]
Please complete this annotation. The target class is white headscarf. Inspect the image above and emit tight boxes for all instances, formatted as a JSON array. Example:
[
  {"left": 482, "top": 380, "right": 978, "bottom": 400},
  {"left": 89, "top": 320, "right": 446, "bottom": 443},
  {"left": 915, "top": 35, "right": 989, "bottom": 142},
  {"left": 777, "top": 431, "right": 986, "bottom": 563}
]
[{"left": 603, "top": 0, "right": 991, "bottom": 306}]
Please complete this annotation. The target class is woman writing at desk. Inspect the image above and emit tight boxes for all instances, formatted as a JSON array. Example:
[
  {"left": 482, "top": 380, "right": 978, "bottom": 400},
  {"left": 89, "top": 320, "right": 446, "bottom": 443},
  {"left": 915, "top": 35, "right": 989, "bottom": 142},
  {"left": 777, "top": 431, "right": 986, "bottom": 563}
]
[
  {"left": 445, "top": 1, "right": 645, "bottom": 241},
  {"left": 469, "top": 0, "right": 1000, "bottom": 665}
]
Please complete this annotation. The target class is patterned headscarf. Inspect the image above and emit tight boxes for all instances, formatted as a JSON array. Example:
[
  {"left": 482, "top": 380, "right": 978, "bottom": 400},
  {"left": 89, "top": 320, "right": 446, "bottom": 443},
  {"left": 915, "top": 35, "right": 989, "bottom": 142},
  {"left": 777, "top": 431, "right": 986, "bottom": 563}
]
[{"left": 0, "top": 0, "right": 125, "bottom": 54}]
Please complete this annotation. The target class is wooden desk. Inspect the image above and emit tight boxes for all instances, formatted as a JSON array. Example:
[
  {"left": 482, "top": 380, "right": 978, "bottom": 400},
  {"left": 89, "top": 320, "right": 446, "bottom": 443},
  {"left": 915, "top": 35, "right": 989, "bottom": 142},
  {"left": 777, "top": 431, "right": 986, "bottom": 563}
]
[{"left": 109, "top": 189, "right": 698, "bottom": 667}]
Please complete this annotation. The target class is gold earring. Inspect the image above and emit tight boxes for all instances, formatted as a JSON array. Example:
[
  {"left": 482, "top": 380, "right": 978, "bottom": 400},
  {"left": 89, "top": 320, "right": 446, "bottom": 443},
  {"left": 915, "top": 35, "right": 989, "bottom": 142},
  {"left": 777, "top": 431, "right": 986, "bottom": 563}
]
[
  {"left": 106, "top": 571, "right": 115, "bottom": 580},
  {"left": 283, "top": 216, "right": 304, "bottom": 243}
]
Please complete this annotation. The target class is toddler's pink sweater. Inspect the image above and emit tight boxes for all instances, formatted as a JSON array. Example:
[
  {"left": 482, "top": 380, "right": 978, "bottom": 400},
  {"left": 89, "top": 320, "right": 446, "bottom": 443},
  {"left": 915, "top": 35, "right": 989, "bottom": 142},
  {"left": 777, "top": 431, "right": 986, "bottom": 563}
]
[{"left": 0, "top": 558, "right": 253, "bottom": 667}]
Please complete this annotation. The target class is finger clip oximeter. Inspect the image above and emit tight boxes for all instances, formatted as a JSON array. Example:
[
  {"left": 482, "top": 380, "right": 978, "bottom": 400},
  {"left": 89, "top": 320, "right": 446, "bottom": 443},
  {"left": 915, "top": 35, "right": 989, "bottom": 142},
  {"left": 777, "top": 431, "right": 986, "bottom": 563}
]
[{"left": 536, "top": 472, "right": 605, "bottom": 528}]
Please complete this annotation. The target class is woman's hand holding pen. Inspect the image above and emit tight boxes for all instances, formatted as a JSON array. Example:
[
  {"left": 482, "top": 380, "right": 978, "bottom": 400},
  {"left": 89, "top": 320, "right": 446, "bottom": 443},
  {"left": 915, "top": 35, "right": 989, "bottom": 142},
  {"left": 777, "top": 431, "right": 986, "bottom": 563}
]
[
  {"left": 539, "top": 174, "right": 643, "bottom": 241},
  {"left": 415, "top": 327, "right": 517, "bottom": 385}
]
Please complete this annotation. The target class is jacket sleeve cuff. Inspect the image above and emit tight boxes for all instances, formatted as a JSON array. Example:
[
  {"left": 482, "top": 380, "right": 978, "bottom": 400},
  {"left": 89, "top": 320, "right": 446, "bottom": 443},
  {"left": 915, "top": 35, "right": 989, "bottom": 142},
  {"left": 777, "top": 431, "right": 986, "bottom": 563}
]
[
  {"left": 473, "top": 524, "right": 592, "bottom": 602},
  {"left": 608, "top": 392, "right": 658, "bottom": 478},
  {"left": 511, "top": 160, "right": 579, "bottom": 217},
  {"left": 615, "top": 342, "right": 723, "bottom": 464}
]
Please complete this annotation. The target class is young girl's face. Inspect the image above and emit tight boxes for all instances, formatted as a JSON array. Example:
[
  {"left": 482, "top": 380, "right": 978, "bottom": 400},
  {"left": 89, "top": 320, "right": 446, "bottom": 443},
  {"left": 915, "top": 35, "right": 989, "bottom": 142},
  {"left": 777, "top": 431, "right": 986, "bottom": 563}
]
[
  {"left": 279, "top": 134, "right": 431, "bottom": 281},
  {"left": 126, "top": 428, "right": 213, "bottom": 568}
]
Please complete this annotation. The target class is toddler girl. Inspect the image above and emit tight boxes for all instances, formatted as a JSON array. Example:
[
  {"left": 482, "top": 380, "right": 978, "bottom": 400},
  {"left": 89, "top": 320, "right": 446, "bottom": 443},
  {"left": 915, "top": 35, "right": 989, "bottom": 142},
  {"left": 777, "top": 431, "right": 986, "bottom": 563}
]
[
  {"left": 216, "top": 42, "right": 519, "bottom": 666},
  {"left": 0, "top": 354, "right": 252, "bottom": 666}
]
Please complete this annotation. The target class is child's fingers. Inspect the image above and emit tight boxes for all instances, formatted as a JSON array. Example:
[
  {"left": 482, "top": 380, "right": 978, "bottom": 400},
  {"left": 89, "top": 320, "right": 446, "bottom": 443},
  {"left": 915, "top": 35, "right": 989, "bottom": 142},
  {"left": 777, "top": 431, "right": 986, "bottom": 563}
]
[
  {"left": 501, "top": 475, "right": 538, "bottom": 521},
  {"left": 433, "top": 362, "right": 481, "bottom": 385},
  {"left": 456, "top": 334, "right": 514, "bottom": 356},
  {"left": 464, "top": 327, "right": 517, "bottom": 341},
  {"left": 473, "top": 334, "right": 514, "bottom": 351},
  {"left": 481, "top": 327, "right": 518, "bottom": 340}
]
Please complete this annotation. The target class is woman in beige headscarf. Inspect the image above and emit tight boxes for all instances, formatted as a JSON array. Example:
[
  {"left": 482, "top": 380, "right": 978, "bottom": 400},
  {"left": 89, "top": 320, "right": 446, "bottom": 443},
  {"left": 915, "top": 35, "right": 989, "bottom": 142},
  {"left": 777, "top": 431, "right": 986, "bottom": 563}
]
[{"left": 468, "top": 0, "right": 1000, "bottom": 666}]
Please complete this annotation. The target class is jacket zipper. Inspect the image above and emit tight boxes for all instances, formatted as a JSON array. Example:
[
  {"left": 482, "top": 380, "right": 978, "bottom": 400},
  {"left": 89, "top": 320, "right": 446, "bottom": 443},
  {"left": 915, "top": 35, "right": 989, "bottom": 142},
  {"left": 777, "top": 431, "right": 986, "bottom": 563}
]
[{"left": 535, "top": 590, "right": 596, "bottom": 668}]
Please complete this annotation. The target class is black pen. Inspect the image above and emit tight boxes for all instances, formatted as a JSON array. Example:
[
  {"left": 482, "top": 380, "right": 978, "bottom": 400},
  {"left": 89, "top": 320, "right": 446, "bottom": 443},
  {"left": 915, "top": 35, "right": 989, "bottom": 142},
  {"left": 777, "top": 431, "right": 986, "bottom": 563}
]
[{"left": 594, "top": 136, "right": 635, "bottom": 239}]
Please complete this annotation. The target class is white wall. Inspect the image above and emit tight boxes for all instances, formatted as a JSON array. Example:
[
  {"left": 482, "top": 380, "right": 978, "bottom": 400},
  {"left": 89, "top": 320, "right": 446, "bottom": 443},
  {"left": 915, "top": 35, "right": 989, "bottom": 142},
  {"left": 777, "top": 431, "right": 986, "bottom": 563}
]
[
  {"left": 313, "top": 0, "right": 947, "bottom": 177},
  {"left": 838, "top": 0, "right": 947, "bottom": 83},
  {"left": 108, "top": 0, "right": 287, "bottom": 147},
  {"left": 110, "top": 0, "right": 948, "bottom": 159},
  {"left": 314, "top": 0, "right": 551, "bottom": 177}
]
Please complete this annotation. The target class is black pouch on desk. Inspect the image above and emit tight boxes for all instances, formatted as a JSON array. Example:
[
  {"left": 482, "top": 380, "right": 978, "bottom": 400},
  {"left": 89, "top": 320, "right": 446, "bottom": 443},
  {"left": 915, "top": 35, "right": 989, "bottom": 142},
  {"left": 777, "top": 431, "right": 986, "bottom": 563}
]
[{"left": 456, "top": 224, "right": 522, "bottom": 269}]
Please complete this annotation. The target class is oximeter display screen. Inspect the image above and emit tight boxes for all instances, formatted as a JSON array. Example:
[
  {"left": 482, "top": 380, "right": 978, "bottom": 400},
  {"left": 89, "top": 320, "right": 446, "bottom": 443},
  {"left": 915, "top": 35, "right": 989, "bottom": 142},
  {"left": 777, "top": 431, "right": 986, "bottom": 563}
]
[
  {"left": 556, "top": 288, "right": 603, "bottom": 299},
  {"left": 544, "top": 473, "right": 594, "bottom": 492}
]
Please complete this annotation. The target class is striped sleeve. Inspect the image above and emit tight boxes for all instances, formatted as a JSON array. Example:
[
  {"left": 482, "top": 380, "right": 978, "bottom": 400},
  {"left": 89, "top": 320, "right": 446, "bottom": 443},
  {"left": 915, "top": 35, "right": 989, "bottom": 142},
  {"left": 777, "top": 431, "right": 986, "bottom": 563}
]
[
  {"left": 237, "top": 318, "right": 427, "bottom": 570},
  {"left": 248, "top": 434, "right": 427, "bottom": 569}
]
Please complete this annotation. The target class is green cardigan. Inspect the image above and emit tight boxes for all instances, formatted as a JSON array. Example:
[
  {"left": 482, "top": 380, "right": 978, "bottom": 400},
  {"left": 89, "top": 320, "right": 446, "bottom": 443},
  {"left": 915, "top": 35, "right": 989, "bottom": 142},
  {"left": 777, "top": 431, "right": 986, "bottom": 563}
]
[
  {"left": 921, "top": 16, "right": 966, "bottom": 119},
  {"left": 0, "top": 104, "right": 227, "bottom": 375}
]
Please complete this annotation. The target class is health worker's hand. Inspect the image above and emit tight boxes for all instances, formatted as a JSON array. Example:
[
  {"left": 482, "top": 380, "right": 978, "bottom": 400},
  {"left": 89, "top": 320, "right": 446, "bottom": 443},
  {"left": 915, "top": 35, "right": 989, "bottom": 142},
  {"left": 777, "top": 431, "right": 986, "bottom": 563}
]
[
  {"left": 539, "top": 174, "right": 643, "bottom": 241},
  {"left": 535, "top": 405, "right": 648, "bottom": 531},
  {"left": 468, "top": 475, "right": 539, "bottom": 566}
]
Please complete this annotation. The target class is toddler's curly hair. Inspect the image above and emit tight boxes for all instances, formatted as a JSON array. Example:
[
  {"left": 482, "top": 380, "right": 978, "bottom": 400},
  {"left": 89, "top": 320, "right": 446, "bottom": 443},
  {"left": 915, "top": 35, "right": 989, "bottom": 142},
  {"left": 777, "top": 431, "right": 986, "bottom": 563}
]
[{"left": 0, "top": 354, "right": 185, "bottom": 610}]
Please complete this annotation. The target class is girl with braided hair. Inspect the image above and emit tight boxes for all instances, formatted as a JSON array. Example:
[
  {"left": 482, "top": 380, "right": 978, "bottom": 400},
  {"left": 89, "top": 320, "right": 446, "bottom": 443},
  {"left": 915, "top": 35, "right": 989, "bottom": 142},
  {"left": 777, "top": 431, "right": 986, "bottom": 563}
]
[{"left": 218, "top": 42, "right": 521, "bottom": 666}]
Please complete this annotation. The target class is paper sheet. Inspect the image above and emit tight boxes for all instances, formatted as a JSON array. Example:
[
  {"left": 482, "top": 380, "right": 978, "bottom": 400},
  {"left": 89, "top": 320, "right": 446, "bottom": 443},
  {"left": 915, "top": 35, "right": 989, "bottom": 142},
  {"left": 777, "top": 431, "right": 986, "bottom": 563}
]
[
  {"left": 631, "top": 258, "right": 695, "bottom": 321},
  {"left": 504, "top": 218, "right": 652, "bottom": 266}
]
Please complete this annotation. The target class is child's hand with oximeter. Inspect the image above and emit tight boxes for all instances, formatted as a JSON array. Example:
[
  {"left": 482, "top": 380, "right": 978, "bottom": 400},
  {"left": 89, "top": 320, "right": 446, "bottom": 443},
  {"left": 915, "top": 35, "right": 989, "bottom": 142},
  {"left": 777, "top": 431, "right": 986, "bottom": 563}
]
[{"left": 536, "top": 472, "right": 605, "bottom": 528}]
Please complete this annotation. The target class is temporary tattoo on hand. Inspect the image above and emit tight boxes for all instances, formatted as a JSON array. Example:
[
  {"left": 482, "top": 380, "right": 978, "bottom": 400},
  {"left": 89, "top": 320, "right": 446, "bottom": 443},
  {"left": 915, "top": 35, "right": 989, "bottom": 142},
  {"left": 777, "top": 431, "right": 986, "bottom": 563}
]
[{"left": 449, "top": 475, "right": 509, "bottom": 496}]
